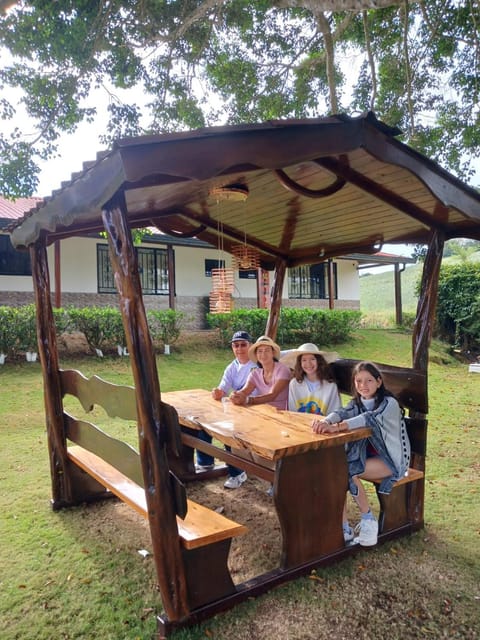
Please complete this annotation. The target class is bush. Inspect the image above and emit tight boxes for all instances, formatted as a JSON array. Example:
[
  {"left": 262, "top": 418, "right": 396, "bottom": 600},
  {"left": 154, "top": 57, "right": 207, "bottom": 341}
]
[
  {"left": 67, "top": 307, "right": 126, "bottom": 353},
  {"left": 0, "top": 306, "right": 17, "bottom": 356},
  {"left": 436, "top": 263, "right": 480, "bottom": 350},
  {"left": 207, "top": 308, "right": 361, "bottom": 347},
  {"left": 206, "top": 309, "right": 269, "bottom": 346},
  {"left": 147, "top": 309, "right": 186, "bottom": 349},
  {"left": 16, "top": 304, "right": 38, "bottom": 352}
]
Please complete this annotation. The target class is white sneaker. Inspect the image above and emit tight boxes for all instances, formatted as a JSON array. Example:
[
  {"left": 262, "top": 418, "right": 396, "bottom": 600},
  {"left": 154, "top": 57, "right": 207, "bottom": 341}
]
[
  {"left": 224, "top": 471, "right": 247, "bottom": 489},
  {"left": 353, "top": 517, "right": 378, "bottom": 547}
]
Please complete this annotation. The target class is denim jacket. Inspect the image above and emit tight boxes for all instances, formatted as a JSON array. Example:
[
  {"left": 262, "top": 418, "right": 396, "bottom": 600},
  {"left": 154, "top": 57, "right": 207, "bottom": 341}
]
[{"left": 325, "top": 396, "right": 411, "bottom": 495}]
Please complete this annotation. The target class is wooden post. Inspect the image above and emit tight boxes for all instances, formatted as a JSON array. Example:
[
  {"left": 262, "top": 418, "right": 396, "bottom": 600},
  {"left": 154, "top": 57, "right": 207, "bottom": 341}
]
[
  {"left": 265, "top": 258, "right": 287, "bottom": 340},
  {"left": 54, "top": 240, "right": 61, "bottom": 308},
  {"left": 102, "top": 195, "right": 190, "bottom": 622},
  {"left": 30, "top": 241, "right": 73, "bottom": 506},
  {"left": 167, "top": 245, "right": 175, "bottom": 309},
  {"left": 328, "top": 259, "right": 335, "bottom": 309},
  {"left": 412, "top": 231, "right": 445, "bottom": 371},
  {"left": 394, "top": 263, "right": 402, "bottom": 326}
]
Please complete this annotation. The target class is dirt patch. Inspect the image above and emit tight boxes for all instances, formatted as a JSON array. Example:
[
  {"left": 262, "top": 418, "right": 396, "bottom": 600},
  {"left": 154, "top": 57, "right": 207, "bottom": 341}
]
[{"left": 58, "top": 331, "right": 92, "bottom": 355}]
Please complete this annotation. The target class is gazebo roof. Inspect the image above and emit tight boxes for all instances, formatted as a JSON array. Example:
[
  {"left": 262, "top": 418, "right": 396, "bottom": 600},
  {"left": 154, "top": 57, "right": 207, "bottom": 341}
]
[{"left": 10, "top": 112, "right": 480, "bottom": 268}]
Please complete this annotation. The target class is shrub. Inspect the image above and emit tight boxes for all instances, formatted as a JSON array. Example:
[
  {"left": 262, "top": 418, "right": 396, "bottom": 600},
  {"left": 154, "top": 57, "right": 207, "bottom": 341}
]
[
  {"left": 0, "top": 306, "right": 17, "bottom": 356},
  {"left": 16, "top": 304, "right": 38, "bottom": 352},
  {"left": 206, "top": 309, "right": 268, "bottom": 347},
  {"left": 147, "top": 309, "right": 186, "bottom": 349},
  {"left": 436, "top": 263, "right": 480, "bottom": 350},
  {"left": 67, "top": 307, "right": 126, "bottom": 353},
  {"left": 207, "top": 308, "right": 361, "bottom": 347}
]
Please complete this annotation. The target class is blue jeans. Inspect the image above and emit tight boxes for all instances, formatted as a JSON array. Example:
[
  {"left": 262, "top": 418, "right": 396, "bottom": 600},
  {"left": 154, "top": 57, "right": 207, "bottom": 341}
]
[{"left": 195, "top": 430, "right": 243, "bottom": 477}]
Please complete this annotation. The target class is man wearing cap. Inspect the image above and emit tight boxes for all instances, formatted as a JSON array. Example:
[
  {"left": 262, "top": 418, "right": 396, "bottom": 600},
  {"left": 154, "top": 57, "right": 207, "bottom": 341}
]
[{"left": 195, "top": 330, "right": 256, "bottom": 489}]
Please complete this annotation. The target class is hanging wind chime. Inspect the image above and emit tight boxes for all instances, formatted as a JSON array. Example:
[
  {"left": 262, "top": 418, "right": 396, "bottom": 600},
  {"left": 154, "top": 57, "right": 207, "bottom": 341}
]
[{"left": 209, "top": 217, "right": 234, "bottom": 314}]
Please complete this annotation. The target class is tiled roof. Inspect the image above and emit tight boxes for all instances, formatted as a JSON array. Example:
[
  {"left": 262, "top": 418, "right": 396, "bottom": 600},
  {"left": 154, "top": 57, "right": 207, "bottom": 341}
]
[{"left": 0, "top": 196, "right": 43, "bottom": 220}]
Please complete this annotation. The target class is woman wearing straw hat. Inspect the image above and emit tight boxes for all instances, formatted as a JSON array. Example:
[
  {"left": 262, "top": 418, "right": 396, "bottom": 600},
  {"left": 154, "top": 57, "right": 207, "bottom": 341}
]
[
  {"left": 280, "top": 343, "right": 341, "bottom": 416},
  {"left": 230, "top": 336, "right": 290, "bottom": 410}
]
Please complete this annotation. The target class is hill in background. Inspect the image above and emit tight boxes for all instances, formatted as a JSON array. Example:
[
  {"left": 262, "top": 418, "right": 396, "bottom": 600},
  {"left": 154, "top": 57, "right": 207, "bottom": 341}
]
[
  {"left": 359, "top": 263, "right": 420, "bottom": 316},
  {"left": 359, "top": 251, "right": 480, "bottom": 320}
]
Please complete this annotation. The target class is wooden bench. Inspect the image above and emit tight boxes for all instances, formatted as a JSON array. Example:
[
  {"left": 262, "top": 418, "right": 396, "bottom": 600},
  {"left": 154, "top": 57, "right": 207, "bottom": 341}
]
[
  {"left": 60, "top": 369, "right": 247, "bottom": 609},
  {"left": 67, "top": 445, "right": 246, "bottom": 550},
  {"left": 331, "top": 359, "right": 427, "bottom": 535}
]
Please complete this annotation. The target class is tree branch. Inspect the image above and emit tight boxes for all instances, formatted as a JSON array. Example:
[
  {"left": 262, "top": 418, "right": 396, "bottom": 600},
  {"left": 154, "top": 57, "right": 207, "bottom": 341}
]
[
  {"left": 362, "top": 10, "right": 377, "bottom": 109},
  {"left": 277, "top": 0, "right": 413, "bottom": 13}
]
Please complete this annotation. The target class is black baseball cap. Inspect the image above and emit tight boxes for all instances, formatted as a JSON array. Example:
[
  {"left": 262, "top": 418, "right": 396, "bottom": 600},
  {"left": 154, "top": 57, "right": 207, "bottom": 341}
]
[{"left": 231, "top": 331, "right": 253, "bottom": 343}]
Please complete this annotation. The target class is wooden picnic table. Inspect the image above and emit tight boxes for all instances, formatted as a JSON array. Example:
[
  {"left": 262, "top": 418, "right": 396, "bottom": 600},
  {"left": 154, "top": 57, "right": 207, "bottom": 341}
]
[{"left": 162, "top": 389, "right": 371, "bottom": 568}]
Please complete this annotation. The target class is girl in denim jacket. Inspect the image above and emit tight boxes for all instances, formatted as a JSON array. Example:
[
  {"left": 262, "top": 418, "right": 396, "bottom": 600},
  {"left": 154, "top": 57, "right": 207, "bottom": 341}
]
[{"left": 312, "top": 361, "right": 410, "bottom": 547}]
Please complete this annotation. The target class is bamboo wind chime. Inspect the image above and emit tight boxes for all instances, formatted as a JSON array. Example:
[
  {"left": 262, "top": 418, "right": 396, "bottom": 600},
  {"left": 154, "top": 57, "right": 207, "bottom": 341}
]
[{"left": 209, "top": 218, "right": 234, "bottom": 314}]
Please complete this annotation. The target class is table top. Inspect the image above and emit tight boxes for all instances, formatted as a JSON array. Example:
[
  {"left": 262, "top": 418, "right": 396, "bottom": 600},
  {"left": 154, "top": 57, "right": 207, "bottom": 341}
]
[{"left": 162, "top": 388, "right": 371, "bottom": 461}]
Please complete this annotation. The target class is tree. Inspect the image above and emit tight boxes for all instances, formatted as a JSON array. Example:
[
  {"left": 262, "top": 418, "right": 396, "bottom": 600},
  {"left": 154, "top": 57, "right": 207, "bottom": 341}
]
[{"left": 1, "top": 0, "right": 479, "bottom": 197}]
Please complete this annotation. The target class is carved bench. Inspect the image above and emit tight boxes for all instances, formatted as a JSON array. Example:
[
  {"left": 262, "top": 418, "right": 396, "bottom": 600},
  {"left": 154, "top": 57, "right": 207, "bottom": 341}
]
[
  {"left": 60, "top": 369, "right": 247, "bottom": 609},
  {"left": 330, "top": 359, "right": 427, "bottom": 535}
]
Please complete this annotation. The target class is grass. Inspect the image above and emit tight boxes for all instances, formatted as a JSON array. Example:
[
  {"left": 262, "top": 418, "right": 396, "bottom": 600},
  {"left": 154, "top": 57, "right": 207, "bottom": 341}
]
[{"left": 1, "top": 329, "right": 479, "bottom": 640}]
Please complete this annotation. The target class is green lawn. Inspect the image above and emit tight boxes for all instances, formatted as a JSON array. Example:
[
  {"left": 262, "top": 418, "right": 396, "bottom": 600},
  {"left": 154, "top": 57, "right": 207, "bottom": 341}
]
[{"left": 1, "top": 330, "right": 479, "bottom": 639}]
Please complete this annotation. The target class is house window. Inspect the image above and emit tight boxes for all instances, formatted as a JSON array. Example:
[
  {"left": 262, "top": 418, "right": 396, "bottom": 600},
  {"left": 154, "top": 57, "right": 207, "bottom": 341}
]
[
  {"left": 97, "top": 244, "right": 169, "bottom": 294},
  {"left": 238, "top": 269, "right": 258, "bottom": 280},
  {"left": 0, "top": 234, "right": 32, "bottom": 275},
  {"left": 205, "top": 258, "right": 225, "bottom": 277},
  {"left": 288, "top": 262, "right": 337, "bottom": 299}
]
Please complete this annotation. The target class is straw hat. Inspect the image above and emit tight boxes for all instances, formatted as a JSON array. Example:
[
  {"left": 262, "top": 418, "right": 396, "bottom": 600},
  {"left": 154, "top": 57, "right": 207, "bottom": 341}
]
[
  {"left": 280, "top": 343, "right": 338, "bottom": 369},
  {"left": 248, "top": 335, "right": 281, "bottom": 362}
]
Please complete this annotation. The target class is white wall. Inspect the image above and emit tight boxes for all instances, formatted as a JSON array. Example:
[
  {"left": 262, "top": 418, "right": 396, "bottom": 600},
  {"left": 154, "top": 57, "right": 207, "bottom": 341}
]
[{"left": 58, "top": 237, "right": 99, "bottom": 292}]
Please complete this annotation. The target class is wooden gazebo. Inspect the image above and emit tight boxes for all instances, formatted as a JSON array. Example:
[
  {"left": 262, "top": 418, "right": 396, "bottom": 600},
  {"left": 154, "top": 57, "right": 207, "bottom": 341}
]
[{"left": 10, "top": 112, "right": 480, "bottom": 637}]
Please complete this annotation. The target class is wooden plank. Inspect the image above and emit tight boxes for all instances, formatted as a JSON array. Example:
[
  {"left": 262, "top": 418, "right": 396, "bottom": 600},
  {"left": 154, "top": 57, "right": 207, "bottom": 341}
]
[
  {"left": 67, "top": 445, "right": 247, "bottom": 550},
  {"left": 60, "top": 369, "right": 137, "bottom": 420},
  {"left": 371, "top": 467, "right": 424, "bottom": 487},
  {"left": 64, "top": 413, "right": 144, "bottom": 486}
]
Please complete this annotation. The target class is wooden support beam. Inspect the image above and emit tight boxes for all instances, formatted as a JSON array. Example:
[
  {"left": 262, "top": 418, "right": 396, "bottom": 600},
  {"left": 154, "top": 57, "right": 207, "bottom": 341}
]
[
  {"left": 102, "top": 193, "right": 190, "bottom": 622},
  {"left": 412, "top": 230, "right": 445, "bottom": 372},
  {"left": 54, "top": 240, "right": 61, "bottom": 308},
  {"left": 265, "top": 258, "right": 287, "bottom": 340},
  {"left": 394, "top": 263, "right": 402, "bottom": 326},
  {"left": 30, "top": 242, "right": 73, "bottom": 505}
]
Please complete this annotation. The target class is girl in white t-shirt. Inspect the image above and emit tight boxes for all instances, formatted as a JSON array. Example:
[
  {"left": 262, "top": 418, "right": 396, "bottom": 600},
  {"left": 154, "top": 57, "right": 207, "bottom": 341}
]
[{"left": 282, "top": 343, "right": 341, "bottom": 416}]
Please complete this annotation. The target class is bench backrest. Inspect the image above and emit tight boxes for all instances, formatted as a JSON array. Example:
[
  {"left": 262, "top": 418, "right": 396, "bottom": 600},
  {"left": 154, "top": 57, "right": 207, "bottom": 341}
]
[{"left": 60, "top": 368, "right": 187, "bottom": 516}]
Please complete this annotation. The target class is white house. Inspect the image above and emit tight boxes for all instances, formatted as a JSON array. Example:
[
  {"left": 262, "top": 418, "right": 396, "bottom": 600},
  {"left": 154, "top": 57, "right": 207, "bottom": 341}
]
[{"left": 0, "top": 196, "right": 413, "bottom": 328}]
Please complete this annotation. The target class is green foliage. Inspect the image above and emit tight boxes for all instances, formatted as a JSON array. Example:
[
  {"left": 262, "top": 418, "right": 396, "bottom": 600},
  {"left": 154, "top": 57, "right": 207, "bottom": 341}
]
[
  {"left": 147, "top": 309, "right": 186, "bottom": 347},
  {"left": 67, "top": 306, "right": 126, "bottom": 353},
  {"left": 0, "top": 305, "right": 17, "bottom": 355},
  {"left": 15, "top": 303, "right": 38, "bottom": 351},
  {"left": 436, "top": 262, "right": 480, "bottom": 350},
  {"left": 1, "top": 1, "right": 480, "bottom": 196},
  {"left": 206, "top": 308, "right": 360, "bottom": 347},
  {"left": 206, "top": 308, "right": 269, "bottom": 346},
  {"left": 52, "top": 306, "right": 70, "bottom": 336}
]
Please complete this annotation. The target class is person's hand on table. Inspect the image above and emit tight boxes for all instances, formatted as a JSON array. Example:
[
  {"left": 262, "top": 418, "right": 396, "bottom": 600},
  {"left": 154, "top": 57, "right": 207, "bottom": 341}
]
[
  {"left": 211, "top": 387, "right": 224, "bottom": 401},
  {"left": 312, "top": 419, "right": 348, "bottom": 434},
  {"left": 230, "top": 390, "right": 247, "bottom": 406}
]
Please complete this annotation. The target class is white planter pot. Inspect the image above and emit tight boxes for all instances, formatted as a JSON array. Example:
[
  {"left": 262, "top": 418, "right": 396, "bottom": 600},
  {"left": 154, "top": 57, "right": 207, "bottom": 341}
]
[
  {"left": 0, "top": 353, "right": 6, "bottom": 365},
  {"left": 164, "top": 344, "right": 170, "bottom": 355},
  {"left": 26, "top": 351, "right": 38, "bottom": 362}
]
